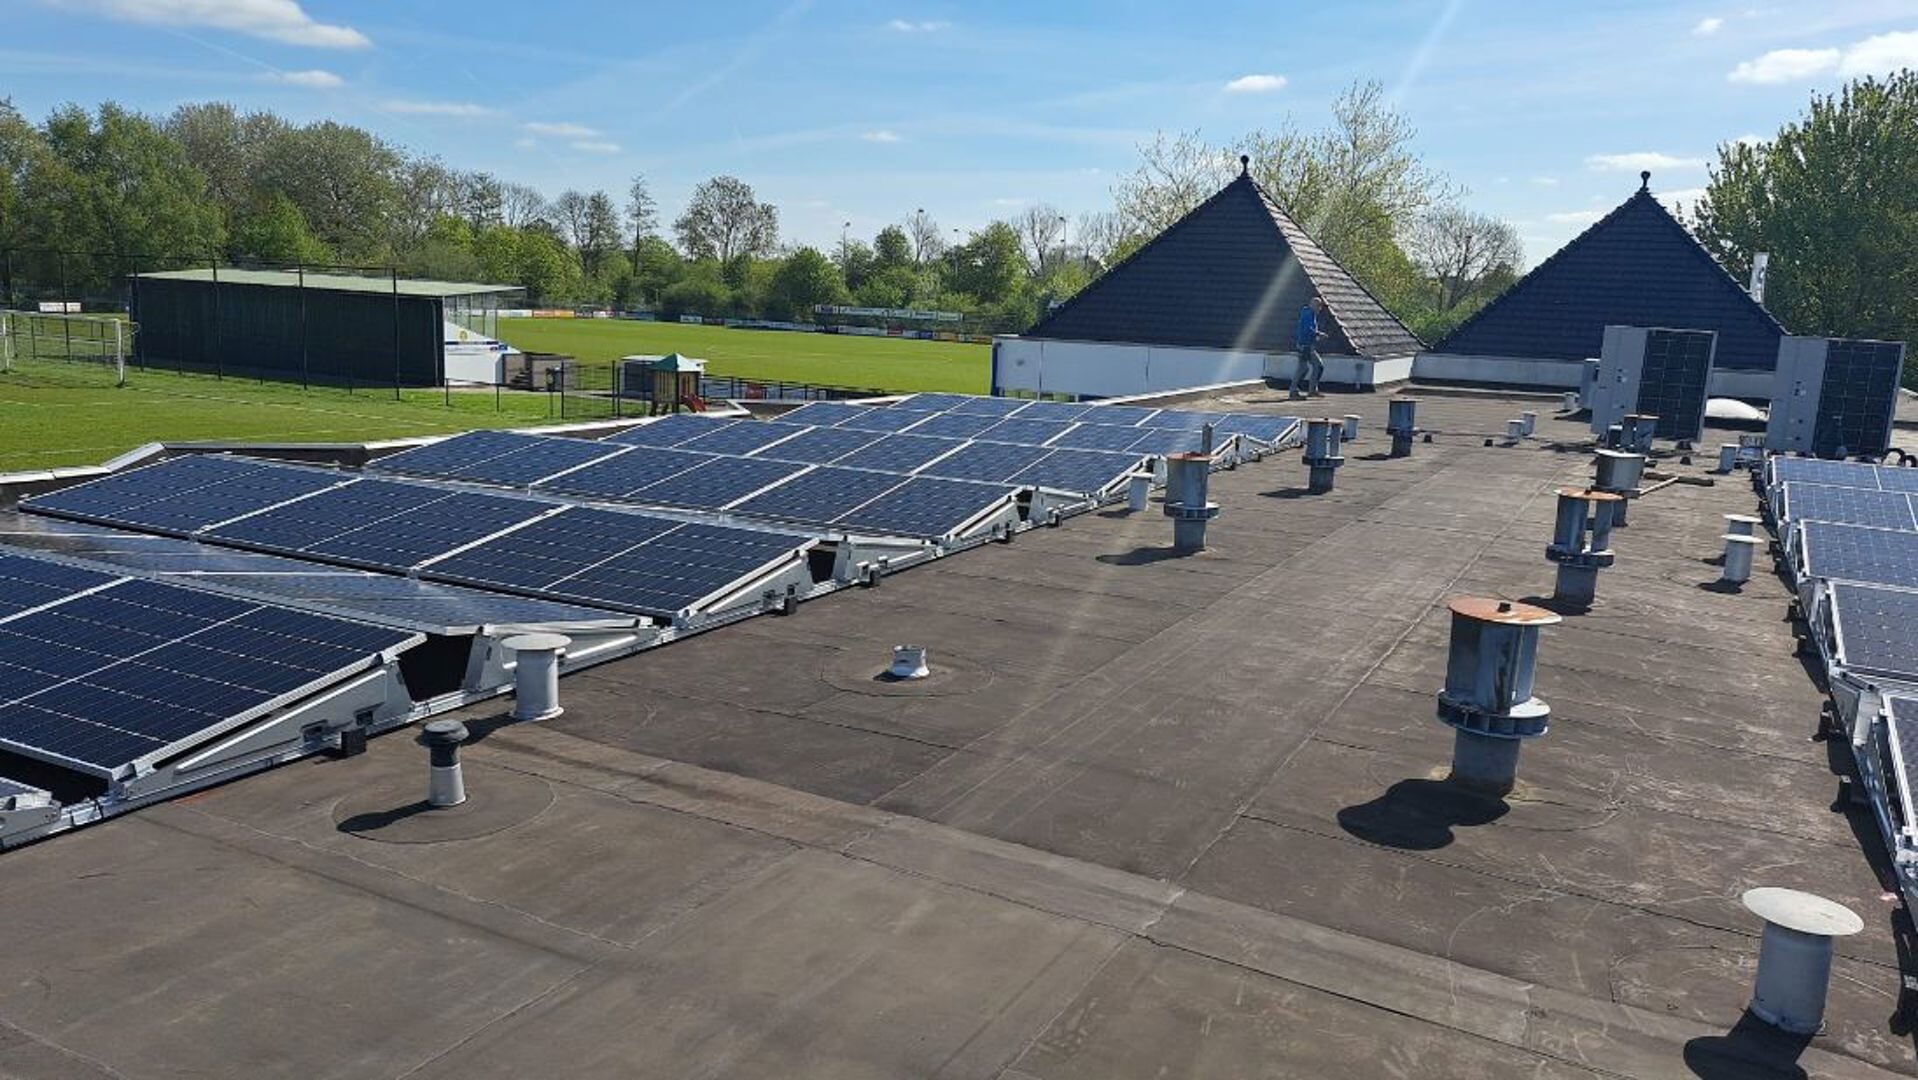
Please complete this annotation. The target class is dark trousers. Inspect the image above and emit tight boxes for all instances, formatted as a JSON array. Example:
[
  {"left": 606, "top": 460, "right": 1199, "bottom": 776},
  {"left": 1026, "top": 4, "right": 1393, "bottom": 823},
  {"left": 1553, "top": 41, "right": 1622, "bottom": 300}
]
[{"left": 1290, "top": 346, "right": 1323, "bottom": 395}]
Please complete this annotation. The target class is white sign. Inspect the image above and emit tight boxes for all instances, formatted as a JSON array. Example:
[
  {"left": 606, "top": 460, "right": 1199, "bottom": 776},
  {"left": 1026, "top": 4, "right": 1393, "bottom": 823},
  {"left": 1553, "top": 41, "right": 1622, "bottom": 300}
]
[
  {"left": 813, "top": 305, "right": 962, "bottom": 322},
  {"left": 36, "top": 301, "right": 80, "bottom": 314}
]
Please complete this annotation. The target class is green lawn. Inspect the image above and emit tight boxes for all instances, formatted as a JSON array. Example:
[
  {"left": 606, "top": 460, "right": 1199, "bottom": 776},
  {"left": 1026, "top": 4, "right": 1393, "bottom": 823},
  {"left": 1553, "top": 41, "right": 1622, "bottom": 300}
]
[
  {"left": 494, "top": 318, "right": 990, "bottom": 394},
  {"left": 0, "top": 360, "right": 561, "bottom": 471}
]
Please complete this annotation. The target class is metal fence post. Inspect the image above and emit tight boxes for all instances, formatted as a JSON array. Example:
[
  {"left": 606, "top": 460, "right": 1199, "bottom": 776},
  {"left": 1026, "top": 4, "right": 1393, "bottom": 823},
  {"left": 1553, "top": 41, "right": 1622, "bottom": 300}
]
[
  {"left": 210, "top": 253, "right": 223, "bottom": 380},
  {"left": 391, "top": 268, "right": 402, "bottom": 402}
]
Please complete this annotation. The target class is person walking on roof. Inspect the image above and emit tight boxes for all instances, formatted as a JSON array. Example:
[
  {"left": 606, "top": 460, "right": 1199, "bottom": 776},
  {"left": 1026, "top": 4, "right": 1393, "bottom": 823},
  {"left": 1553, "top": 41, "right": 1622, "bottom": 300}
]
[{"left": 1290, "top": 296, "right": 1325, "bottom": 399}]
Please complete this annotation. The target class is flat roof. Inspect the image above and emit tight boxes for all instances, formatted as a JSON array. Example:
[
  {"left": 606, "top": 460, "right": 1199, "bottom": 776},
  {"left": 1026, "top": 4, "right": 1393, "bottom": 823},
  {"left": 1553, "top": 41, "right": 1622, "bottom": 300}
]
[
  {"left": 0, "top": 390, "right": 1910, "bottom": 1077},
  {"left": 134, "top": 267, "right": 522, "bottom": 298}
]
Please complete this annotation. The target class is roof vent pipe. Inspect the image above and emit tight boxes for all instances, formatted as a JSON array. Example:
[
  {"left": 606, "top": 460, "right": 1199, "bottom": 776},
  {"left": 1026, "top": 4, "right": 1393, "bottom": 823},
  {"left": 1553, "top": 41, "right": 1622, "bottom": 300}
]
[
  {"left": 1605, "top": 424, "right": 1625, "bottom": 450},
  {"left": 1717, "top": 444, "right": 1739, "bottom": 473},
  {"left": 418, "top": 720, "right": 469, "bottom": 808},
  {"left": 1561, "top": 392, "right": 1579, "bottom": 413},
  {"left": 1507, "top": 418, "right": 1526, "bottom": 441},
  {"left": 1343, "top": 414, "right": 1361, "bottom": 442},
  {"left": 504, "top": 633, "right": 569, "bottom": 722},
  {"left": 1303, "top": 418, "right": 1344, "bottom": 493},
  {"left": 1126, "top": 470, "right": 1152, "bottom": 511},
  {"left": 1592, "top": 449, "right": 1646, "bottom": 527},
  {"left": 1546, "top": 488, "right": 1621, "bottom": 609},
  {"left": 1162, "top": 452, "right": 1219, "bottom": 552},
  {"left": 1521, "top": 411, "right": 1538, "bottom": 436},
  {"left": 1721, "top": 534, "right": 1764, "bottom": 585},
  {"left": 1621, "top": 413, "right": 1658, "bottom": 454},
  {"left": 1387, "top": 397, "right": 1419, "bottom": 458},
  {"left": 1437, "top": 597, "right": 1560, "bottom": 796},
  {"left": 1742, "top": 888, "right": 1863, "bottom": 1035},
  {"left": 1723, "top": 513, "right": 1760, "bottom": 537},
  {"left": 889, "top": 644, "right": 930, "bottom": 679}
]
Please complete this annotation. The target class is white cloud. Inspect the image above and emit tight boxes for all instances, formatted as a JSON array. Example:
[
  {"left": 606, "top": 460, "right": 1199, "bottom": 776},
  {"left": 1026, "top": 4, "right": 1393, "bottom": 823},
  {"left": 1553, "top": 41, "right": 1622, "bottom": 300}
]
[
  {"left": 1655, "top": 187, "right": 1709, "bottom": 209},
  {"left": 1693, "top": 16, "right": 1724, "bottom": 35},
  {"left": 381, "top": 100, "right": 491, "bottom": 116},
  {"left": 1530, "top": 175, "right": 1559, "bottom": 186},
  {"left": 570, "top": 140, "right": 621, "bottom": 153},
  {"left": 860, "top": 129, "right": 902, "bottom": 143},
  {"left": 1727, "top": 46, "right": 1840, "bottom": 83},
  {"left": 1585, "top": 151, "right": 1706, "bottom": 171},
  {"left": 1838, "top": 30, "right": 1918, "bottom": 76},
  {"left": 1735, "top": 133, "right": 1765, "bottom": 146},
  {"left": 270, "top": 68, "right": 341, "bottom": 88},
  {"left": 47, "top": 0, "right": 370, "bottom": 48},
  {"left": 885, "top": 18, "right": 950, "bottom": 32},
  {"left": 1545, "top": 210, "right": 1605, "bottom": 226},
  {"left": 1224, "top": 73, "right": 1287, "bottom": 94},
  {"left": 524, "top": 121, "right": 597, "bottom": 137}
]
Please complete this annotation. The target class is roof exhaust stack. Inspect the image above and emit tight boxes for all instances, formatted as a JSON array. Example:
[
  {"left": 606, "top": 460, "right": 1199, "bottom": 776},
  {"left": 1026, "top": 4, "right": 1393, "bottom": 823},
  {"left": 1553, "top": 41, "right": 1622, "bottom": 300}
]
[
  {"left": 1520, "top": 410, "right": 1537, "bottom": 436},
  {"left": 1717, "top": 444, "right": 1739, "bottom": 473},
  {"left": 889, "top": 644, "right": 930, "bottom": 680},
  {"left": 1387, "top": 397, "right": 1419, "bottom": 458},
  {"left": 1742, "top": 887, "right": 1862, "bottom": 1035},
  {"left": 1620, "top": 413, "right": 1658, "bottom": 455},
  {"left": 419, "top": 719, "right": 469, "bottom": 808},
  {"left": 1303, "top": 418, "right": 1344, "bottom": 493},
  {"left": 1720, "top": 533, "right": 1763, "bottom": 586},
  {"left": 1126, "top": 470, "right": 1152, "bottom": 511},
  {"left": 1163, "top": 452, "right": 1218, "bottom": 552},
  {"left": 1592, "top": 449, "right": 1646, "bottom": 527},
  {"left": 1723, "top": 513, "right": 1760, "bottom": 537},
  {"left": 1342, "top": 414, "right": 1361, "bottom": 442},
  {"left": 505, "top": 633, "right": 569, "bottom": 722},
  {"left": 1437, "top": 598, "right": 1560, "bottom": 796},
  {"left": 1506, "top": 418, "right": 1526, "bottom": 442},
  {"left": 1546, "top": 488, "right": 1621, "bottom": 610}
]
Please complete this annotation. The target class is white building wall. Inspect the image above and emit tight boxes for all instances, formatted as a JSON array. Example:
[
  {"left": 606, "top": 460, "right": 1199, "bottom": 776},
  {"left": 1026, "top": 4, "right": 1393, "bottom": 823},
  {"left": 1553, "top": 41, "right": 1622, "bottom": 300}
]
[
  {"left": 1415, "top": 352, "right": 1776, "bottom": 399},
  {"left": 994, "top": 337, "right": 1413, "bottom": 398}
]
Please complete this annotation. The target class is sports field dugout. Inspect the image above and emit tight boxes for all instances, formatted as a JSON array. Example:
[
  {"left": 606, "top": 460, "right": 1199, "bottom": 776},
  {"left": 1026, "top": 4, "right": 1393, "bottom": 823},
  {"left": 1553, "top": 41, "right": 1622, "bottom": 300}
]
[{"left": 130, "top": 268, "right": 521, "bottom": 387}]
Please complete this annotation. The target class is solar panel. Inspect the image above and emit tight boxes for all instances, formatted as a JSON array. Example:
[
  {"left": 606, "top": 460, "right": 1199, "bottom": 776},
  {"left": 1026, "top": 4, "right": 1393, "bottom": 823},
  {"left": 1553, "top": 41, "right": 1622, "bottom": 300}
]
[
  {"left": 730, "top": 467, "right": 903, "bottom": 525},
  {"left": 773, "top": 402, "right": 869, "bottom": 426},
  {"left": 0, "top": 553, "right": 118, "bottom": 620},
  {"left": 1635, "top": 329, "right": 1716, "bottom": 441},
  {"left": 423, "top": 509, "right": 682, "bottom": 593},
  {"left": 193, "top": 479, "right": 430, "bottom": 548},
  {"left": 605, "top": 415, "right": 736, "bottom": 447},
  {"left": 903, "top": 413, "right": 1001, "bottom": 440},
  {"left": 1126, "top": 428, "right": 1208, "bottom": 455},
  {"left": 0, "top": 577, "right": 414, "bottom": 775},
  {"left": 1802, "top": 521, "right": 1918, "bottom": 590},
  {"left": 918, "top": 442, "right": 1050, "bottom": 483},
  {"left": 1783, "top": 483, "right": 1917, "bottom": 531},
  {"left": 836, "top": 408, "right": 933, "bottom": 434},
  {"left": 208, "top": 483, "right": 551, "bottom": 570},
  {"left": 750, "top": 426, "right": 884, "bottom": 464},
  {"left": 832, "top": 434, "right": 965, "bottom": 473},
  {"left": 1772, "top": 456, "right": 1882, "bottom": 489},
  {"left": 947, "top": 396, "right": 1031, "bottom": 417},
  {"left": 677, "top": 421, "right": 804, "bottom": 456},
  {"left": 369, "top": 430, "right": 542, "bottom": 478},
  {"left": 435, "top": 436, "right": 626, "bottom": 487},
  {"left": 1012, "top": 401, "right": 1095, "bottom": 422},
  {"left": 1831, "top": 582, "right": 1918, "bottom": 681},
  {"left": 1080, "top": 405, "right": 1161, "bottom": 426},
  {"left": 1012, "top": 449, "right": 1144, "bottom": 495},
  {"left": 628, "top": 456, "right": 805, "bottom": 510},
  {"left": 25, "top": 456, "right": 346, "bottom": 535},
  {"left": 1813, "top": 340, "right": 1904, "bottom": 457},
  {"left": 1878, "top": 468, "right": 1918, "bottom": 495},
  {"left": 1048, "top": 423, "right": 1161, "bottom": 452},
  {"left": 1215, "top": 414, "right": 1300, "bottom": 443},
  {"left": 533, "top": 447, "right": 716, "bottom": 499},
  {"left": 890, "top": 393, "right": 973, "bottom": 411},
  {"left": 559, "top": 523, "right": 807, "bottom": 614},
  {"left": 975, "top": 418, "right": 1073, "bottom": 447},
  {"left": 836, "top": 477, "right": 1015, "bottom": 538}
]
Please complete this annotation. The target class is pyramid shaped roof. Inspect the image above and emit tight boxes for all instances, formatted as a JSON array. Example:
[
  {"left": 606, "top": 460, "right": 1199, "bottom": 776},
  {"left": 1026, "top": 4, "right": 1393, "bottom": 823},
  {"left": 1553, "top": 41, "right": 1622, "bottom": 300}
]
[
  {"left": 1436, "top": 177, "right": 1787, "bottom": 369},
  {"left": 1025, "top": 169, "right": 1423, "bottom": 358}
]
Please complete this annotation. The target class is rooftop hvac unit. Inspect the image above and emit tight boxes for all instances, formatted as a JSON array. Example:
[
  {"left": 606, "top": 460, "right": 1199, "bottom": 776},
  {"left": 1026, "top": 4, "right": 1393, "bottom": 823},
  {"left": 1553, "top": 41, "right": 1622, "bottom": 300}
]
[
  {"left": 1589, "top": 326, "right": 1718, "bottom": 444},
  {"left": 1764, "top": 336, "right": 1905, "bottom": 457}
]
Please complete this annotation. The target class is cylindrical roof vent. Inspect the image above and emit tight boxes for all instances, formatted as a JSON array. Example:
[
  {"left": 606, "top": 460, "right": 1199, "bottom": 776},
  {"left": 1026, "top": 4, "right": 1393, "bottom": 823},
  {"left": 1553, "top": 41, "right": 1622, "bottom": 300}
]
[
  {"left": 1436, "top": 597, "right": 1560, "bottom": 795},
  {"left": 1743, "top": 887, "right": 1863, "bottom": 1035},
  {"left": 504, "top": 633, "right": 569, "bottom": 722}
]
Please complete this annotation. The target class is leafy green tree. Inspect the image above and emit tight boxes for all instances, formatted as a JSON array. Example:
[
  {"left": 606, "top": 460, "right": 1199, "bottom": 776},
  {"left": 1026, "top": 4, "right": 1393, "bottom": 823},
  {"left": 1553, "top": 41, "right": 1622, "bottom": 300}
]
[
  {"left": 659, "top": 275, "right": 731, "bottom": 319},
  {"left": 856, "top": 264, "right": 919, "bottom": 308},
  {"left": 946, "top": 221, "right": 1025, "bottom": 304},
  {"left": 674, "top": 176, "right": 778, "bottom": 262},
  {"left": 255, "top": 120, "right": 401, "bottom": 260},
  {"left": 872, "top": 225, "right": 913, "bottom": 270},
  {"left": 767, "top": 246, "right": 848, "bottom": 319},
  {"left": 835, "top": 238, "right": 875, "bottom": 291},
  {"left": 41, "top": 103, "right": 223, "bottom": 276},
  {"left": 232, "top": 193, "right": 332, "bottom": 265},
  {"left": 1692, "top": 71, "right": 1917, "bottom": 382},
  {"left": 630, "top": 235, "right": 683, "bottom": 307}
]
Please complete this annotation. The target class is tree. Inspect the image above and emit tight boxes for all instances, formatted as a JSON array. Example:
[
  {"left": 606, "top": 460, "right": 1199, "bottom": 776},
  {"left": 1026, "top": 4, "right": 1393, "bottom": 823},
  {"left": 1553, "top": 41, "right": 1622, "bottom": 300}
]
[
  {"left": 500, "top": 182, "right": 546, "bottom": 228},
  {"left": 392, "top": 157, "right": 462, "bottom": 251},
  {"left": 1013, "top": 204, "right": 1066, "bottom": 276},
  {"left": 1113, "top": 130, "right": 1228, "bottom": 238},
  {"left": 41, "top": 103, "right": 223, "bottom": 272},
  {"left": 857, "top": 264, "right": 919, "bottom": 308},
  {"left": 254, "top": 119, "right": 401, "bottom": 259},
  {"left": 872, "top": 225, "right": 913, "bottom": 270},
  {"left": 165, "top": 102, "right": 285, "bottom": 238},
  {"left": 835, "top": 238, "right": 875, "bottom": 292},
  {"left": 630, "top": 235, "right": 683, "bottom": 307},
  {"left": 1405, "top": 207, "right": 1521, "bottom": 312},
  {"left": 904, "top": 208, "right": 943, "bottom": 266},
  {"left": 232, "top": 193, "right": 331, "bottom": 265},
  {"left": 674, "top": 175, "right": 778, "bottom": 262},
  {"left": 1073, "top": 210, "right": 1129, "bottom": 270},
  {"left": 767, "top": 246, "right": 847, "bottom": 320},
  {"left": 581, "top": 191, "right": 622, "bottom": 276},
  {"left": 1692, "top": 71, "right": 1918, "bottom": 382},
  {"left": 947, "top": 221, "right": 1024, "bottom": 304},
  {"left": 458, "top": 171, "right": 504, "bottom": 229},
  {"left": 550, "top": 190, "right": 590, "bottom": 254},
  {"left": 626, "top": 174, "right": 657, "bottom": 257}
]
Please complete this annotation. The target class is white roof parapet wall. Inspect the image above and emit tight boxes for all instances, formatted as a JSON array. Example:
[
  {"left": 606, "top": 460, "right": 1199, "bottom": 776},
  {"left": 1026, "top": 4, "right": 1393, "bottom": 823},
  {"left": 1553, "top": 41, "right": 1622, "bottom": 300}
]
[
  {"left": 995, "top": 335, "right": 1412, "bottom": 399},
  {"left": 1415, "top": 351, "right": 1776, "bottom": 399}
]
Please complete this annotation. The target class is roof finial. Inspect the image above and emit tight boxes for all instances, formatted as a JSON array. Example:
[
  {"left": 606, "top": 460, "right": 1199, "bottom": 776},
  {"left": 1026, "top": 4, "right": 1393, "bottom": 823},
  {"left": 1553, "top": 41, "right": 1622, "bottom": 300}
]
[
  {"left": 1639, "top": 170, "right": 1651, "bottom": 193},
  {"left": 1240, "top": 154, "right": 1250, "bottom": 177}
]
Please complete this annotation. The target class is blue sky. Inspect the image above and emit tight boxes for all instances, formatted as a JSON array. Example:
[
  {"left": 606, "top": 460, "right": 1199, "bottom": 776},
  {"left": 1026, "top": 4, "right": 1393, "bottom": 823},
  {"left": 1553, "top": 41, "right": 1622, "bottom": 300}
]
[{"left": 9, "top": 0, "right": 1918, "bottom": 266}]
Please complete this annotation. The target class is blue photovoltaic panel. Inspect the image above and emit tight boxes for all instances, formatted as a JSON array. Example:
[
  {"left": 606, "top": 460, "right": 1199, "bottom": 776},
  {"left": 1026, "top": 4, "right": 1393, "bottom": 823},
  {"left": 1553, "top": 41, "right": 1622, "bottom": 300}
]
[
  {"left": 975, "top": 418, "right": 1073, "bottom": 447},
  {"left": 25, "top": 456, "right": 346, "bottom": 535},
  {"left": 207, "top": 479, "right": 438, "bottom": 551},
  {"left": 1012, "top": 401, "right": 1095, "bottom": 423},
  {"left": 1127, "top": 428, "right": 1207, "bottom": 455},
  {"left": 1832, "top": 582, "right": 1918, "bottom": 681},
  {"left": 833, "top": 434, "right": 965, "bottom": 473},
  {"left": 444, "top": 437, "right": 627, "bottom": 487},
  {"left": 835, "top": 407, "right": 933, "bottom": 434},
  {"left": 836, "top": 477, "right": 1014, "bottom": 538},
  {"left": 1811, "top": 339, "right": 1904, "bottom": 457},
  {"left": 917, "top": 442, "right": 1051, "bottom": 483},
  {"left": 424, "top": 509, "right": 682, "bottom": 593},
  {"left": 559, "top": 523, "right": 805, "bottom": 614},
  {"left": 773, "top": 402, "right": 869, "bottom": 427},
  {"left": 369, "top": 430, "right": 541, "bottom": 478},
  {"left": 948, "top": 396, "right": 1031, "bottom": 417},
  {"left": 1803, "top": 521, "right": 1918, "bottom": 590},
  {"left": 1891, "top": 696, "right": 1918, "bottom": 811},
  {"left": 1783, "top": 483, "right": 1917, "bottom": 531},
  {"left": 750, "top": 426, "right": 883, "bottom": 464},
  {"left": 731, "top": 467, "right": 902, "bottom": 524},
  {"left": 1011, "top": 449, "right": 1143, "bottom": 495},
  {"left": 0, "top": 553, "right": 118, "bottom": 619},
  {"left": 904, "top": 413, "right": 1001, "bottom": 440},
  {"left": 1216, "top": 414, "right": 1300, "bottom": 443},
  {"left": 629, "top": 456, "right": 805, "bottom": 510},
  {"left": 1634, "top": 328, "right": 1716, "bottom": 441},
  {"left": 891, "top": 393, "right": 973, "bottom": 411},
  {"left": 303, "top": 492, "right": 551, "bottom": 569},
  {"left": 677, "top": 421, "right": 803, "bottom": 456},
  {"left": 605, "top": 415, "right": 736, "bottom": 447},
  {"left": 1771, "top": 456, "right": 1882, "bottom": 489},
  {"left": 1149, "top": 410, "right": 1230, "bottom": 430},
  {"left": 1049, "top": 423, "right": 1161, "bottom": 452},
  {"left": 1081, "top": 405, "right": 1161, "bottom": 427},
  {"left": 1877, "top": 468, "right": 1918, "bottom": 495},
  {"left": 534, "top": 447, "right": 716, "bottom": 499}
]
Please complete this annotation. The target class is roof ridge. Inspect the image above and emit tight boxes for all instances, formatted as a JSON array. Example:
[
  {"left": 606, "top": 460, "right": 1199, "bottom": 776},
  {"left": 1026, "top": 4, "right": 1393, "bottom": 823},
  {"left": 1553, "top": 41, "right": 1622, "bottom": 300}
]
[{"left": 1245, "top": 178, "right": 1426, "bottom": 352}]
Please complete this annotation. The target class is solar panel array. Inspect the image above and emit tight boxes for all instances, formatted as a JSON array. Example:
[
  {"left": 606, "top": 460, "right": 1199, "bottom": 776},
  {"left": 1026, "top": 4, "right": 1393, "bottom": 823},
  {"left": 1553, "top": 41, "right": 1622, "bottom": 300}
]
[
  {"left": 1812, "top": 340, "right": 1904, "bottom": 457},
  {"left": 1781, "top": 482, "right": 1918, "bottom": 532},
  {"left": 1634, "top": 329, "right": 1716, "bottom": 441},
  {"left": 1801, "top": 522, "right": 1918, "bottom": 591},
  {"left": 1771, "top": 456, "right": 1918, "bottom": 496}
]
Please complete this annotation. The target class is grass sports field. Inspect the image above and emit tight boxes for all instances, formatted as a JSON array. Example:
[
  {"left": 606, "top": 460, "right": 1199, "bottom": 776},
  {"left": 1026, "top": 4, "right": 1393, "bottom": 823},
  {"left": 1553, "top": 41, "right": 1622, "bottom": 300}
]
[
  {"left": 493, "top": 318, "right": 989, "bottom": 393},
  {"left": 0, "top": 320, "right": 988, "bottom": 472}
]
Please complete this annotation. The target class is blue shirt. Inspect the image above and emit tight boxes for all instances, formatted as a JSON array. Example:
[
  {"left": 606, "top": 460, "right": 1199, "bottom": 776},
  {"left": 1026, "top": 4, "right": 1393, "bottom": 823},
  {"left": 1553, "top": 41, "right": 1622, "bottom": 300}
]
[{"left": 1296, "top": 305, "right": 1319, "bottom": 350}]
